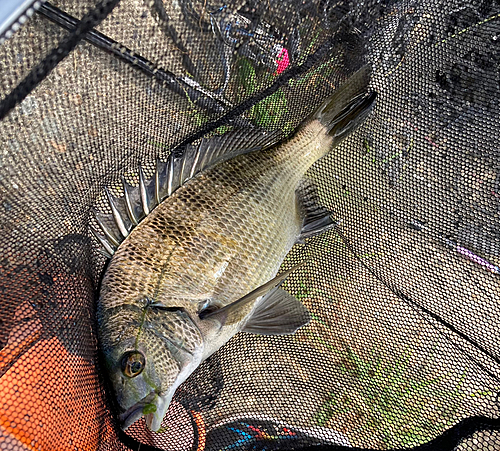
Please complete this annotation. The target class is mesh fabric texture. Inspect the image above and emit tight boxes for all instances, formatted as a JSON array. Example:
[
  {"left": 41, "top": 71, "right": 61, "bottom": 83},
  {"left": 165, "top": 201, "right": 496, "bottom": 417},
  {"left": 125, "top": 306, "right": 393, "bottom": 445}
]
[{"left": 0, "top": 0, "right": 500, "bottom": 450}]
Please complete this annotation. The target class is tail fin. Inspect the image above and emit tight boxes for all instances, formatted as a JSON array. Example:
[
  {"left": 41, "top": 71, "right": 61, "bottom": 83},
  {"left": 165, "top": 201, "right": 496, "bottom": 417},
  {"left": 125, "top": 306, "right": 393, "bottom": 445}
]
[{"left": 315, "top": 65, "right": 376, "bottom": 143}]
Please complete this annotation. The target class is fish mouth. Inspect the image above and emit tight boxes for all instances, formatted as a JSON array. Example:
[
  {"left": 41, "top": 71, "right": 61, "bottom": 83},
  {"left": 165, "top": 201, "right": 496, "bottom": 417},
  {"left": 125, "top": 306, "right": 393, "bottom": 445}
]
[
  {"left": 118, "top": 392, "right": 157, "bottom": 430},
  {"left": 118, "top": 390, "right": 175, "bottom": 432}
]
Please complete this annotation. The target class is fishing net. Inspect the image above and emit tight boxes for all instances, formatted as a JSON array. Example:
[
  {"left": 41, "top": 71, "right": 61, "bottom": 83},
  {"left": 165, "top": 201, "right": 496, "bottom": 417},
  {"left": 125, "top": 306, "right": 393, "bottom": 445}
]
[{"left": 0, "top": 0, "right": 499, "bottom": 449}]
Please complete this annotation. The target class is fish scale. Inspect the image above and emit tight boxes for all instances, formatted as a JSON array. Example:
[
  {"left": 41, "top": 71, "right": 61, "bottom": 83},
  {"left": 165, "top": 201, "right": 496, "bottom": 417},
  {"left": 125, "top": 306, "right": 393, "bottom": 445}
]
[
  {"left": 105, "top": 122, "right": 327, "bottom": 309},
  {"left": 96, "top": 66, "right": 376, "bottom": 431}
]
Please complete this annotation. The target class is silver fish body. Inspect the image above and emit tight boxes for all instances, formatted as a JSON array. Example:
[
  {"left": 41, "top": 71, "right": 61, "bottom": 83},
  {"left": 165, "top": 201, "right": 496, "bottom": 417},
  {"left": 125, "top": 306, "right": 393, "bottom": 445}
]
[{"left": 96, "top": 67, "right": 376, "bottom": 431}]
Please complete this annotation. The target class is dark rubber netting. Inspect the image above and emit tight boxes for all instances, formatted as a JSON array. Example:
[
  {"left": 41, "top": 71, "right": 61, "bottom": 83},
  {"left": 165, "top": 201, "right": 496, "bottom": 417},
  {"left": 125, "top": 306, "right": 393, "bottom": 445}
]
[{"left": 0, "top": 0, "right": 499, "bottom": 450}]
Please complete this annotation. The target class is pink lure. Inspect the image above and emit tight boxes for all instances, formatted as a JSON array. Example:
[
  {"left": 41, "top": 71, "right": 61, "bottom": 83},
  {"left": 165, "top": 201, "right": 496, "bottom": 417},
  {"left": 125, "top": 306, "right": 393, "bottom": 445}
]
[{"left": 275, "top": 48, "right": 289, "bottom": 74}]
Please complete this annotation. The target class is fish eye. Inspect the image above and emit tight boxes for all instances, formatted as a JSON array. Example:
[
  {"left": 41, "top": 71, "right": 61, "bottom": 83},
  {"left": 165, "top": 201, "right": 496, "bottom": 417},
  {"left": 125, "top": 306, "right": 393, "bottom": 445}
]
[{"left": 121, "top": 351, "right": 146, "bottom": 378}]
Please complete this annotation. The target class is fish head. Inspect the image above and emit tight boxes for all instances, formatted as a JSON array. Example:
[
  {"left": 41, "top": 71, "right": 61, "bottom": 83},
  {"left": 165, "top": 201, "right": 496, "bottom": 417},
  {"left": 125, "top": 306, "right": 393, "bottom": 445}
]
[{"left": 98, "top": 301, "right": 204, "bottom": 432}]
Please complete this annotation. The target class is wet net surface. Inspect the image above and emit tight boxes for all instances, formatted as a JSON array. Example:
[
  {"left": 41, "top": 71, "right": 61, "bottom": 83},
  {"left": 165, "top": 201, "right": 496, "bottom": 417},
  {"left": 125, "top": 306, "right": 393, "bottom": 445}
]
[{"left": 0, "top": 0, "right": 500, "bottom": 450}]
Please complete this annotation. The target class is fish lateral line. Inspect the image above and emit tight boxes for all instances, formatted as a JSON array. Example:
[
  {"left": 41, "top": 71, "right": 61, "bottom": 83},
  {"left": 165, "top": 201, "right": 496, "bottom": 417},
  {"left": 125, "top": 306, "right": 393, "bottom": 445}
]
[
  {"left": 97, "top": 66, "right": 377, "bottom": 432},
  {"left": 152, "top": 247, "right": 175, "bottom": 302}
]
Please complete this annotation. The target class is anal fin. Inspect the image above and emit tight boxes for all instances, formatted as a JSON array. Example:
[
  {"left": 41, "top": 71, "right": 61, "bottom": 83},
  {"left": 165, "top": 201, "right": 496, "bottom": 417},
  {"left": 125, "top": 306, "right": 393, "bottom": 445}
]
[
  {"left": 297, "top": 179, "right": 337, "bottom": 243},
  {"left": 300, "top": 214, "right": 337, "bottom": 241}
]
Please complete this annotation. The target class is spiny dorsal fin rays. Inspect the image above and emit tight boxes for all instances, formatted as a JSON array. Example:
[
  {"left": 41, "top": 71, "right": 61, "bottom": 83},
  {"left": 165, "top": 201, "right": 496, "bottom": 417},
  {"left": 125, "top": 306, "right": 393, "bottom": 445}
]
[
  {"left": 189, "top": 141, "right": 203, "bottom": 179},
  {"left": 89, "top": 225, "right": 115, "bottom": 259},
  {"left": 155, "top": 161, "right": 161, "bottom": 206},
  {"left": 156, "top": 150, "right": 183, "bottom": 201},
  {"left": 92, "top": 178, "right": 146, "bottom": 256},
  {"left": 139, "top": 166, "right": 150, "bottom": 216},
  {"left": 139, "top": 165, "right": 158, "bottom": 216},
  {"left": 92, "top": 208, "right": 121, "bottom": 247},
  {"left": 105, "top": 187, "right": 132, "bottom": 238},
  {"left": 122, "top": 175, "right": 140, "bottom": 225},
  {"left": 92, "top": 128, "right": 283, "bottom": 257}
]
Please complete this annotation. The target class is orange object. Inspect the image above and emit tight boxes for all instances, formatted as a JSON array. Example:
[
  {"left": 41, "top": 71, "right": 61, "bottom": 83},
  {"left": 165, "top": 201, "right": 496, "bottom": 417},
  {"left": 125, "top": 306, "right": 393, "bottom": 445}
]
[
  {"left": 191, "top": 410, "right": 206, "bottom": 451},
  {"left": 0, "top": 336, "right": 111, "bottom": 451}
]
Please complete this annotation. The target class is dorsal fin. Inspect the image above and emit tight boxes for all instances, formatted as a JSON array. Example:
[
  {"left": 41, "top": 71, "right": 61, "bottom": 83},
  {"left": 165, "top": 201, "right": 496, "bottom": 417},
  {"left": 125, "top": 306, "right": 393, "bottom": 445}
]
[{"left": 91, "top": 128, "right": 282, "bottom": 257}]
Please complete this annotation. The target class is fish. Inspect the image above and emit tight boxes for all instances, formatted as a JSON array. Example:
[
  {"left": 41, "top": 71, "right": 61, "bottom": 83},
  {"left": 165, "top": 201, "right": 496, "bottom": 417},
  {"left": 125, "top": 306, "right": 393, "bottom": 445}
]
[{"left": 94, "top": 66, "right": 376, "bottom": 432}]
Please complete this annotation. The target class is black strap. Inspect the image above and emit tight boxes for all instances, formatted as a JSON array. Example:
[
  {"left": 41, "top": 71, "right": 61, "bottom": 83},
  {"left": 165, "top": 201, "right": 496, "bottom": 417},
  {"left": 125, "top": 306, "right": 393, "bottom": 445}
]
[
  {"left": 0, "top": 0, "right": 122, "bottom": 121},
  {"left": 37, "top": 2, "right": 231, "bottom": 115},
  {"left": 293, "top": 416, "right": 500, "bottom": 451},
  {"left": 169, "top": 33, "right": 339, "bottom": 152}
]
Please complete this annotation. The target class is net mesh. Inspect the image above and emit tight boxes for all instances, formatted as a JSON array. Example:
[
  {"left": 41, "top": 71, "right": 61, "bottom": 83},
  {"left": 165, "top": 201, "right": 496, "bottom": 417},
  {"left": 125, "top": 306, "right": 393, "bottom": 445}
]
[{"left": 0, "top": 0, "right": 499, "bottom": 450}]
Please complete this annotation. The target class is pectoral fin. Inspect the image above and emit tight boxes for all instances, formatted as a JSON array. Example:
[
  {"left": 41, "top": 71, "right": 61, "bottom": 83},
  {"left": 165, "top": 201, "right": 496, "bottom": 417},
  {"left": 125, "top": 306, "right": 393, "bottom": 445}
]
[
  {"left": 242, "top": 287, "right": 311, "bottom": 335},
  {"left": 201, "top": 264, "right": 305, "bottom": 328}
]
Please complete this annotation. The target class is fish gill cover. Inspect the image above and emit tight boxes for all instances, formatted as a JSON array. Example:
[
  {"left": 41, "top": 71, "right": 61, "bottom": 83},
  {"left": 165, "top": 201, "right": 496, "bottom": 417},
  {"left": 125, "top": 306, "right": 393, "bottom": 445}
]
[{"left": 0, "top": 0, "right": 499, "bottom": 450}]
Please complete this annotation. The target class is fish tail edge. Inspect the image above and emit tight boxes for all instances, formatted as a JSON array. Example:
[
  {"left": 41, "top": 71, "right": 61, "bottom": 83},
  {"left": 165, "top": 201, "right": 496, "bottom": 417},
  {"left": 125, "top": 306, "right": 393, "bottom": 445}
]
[{"left": 315, "top": 64, "right": 376, "bottom": 142}]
